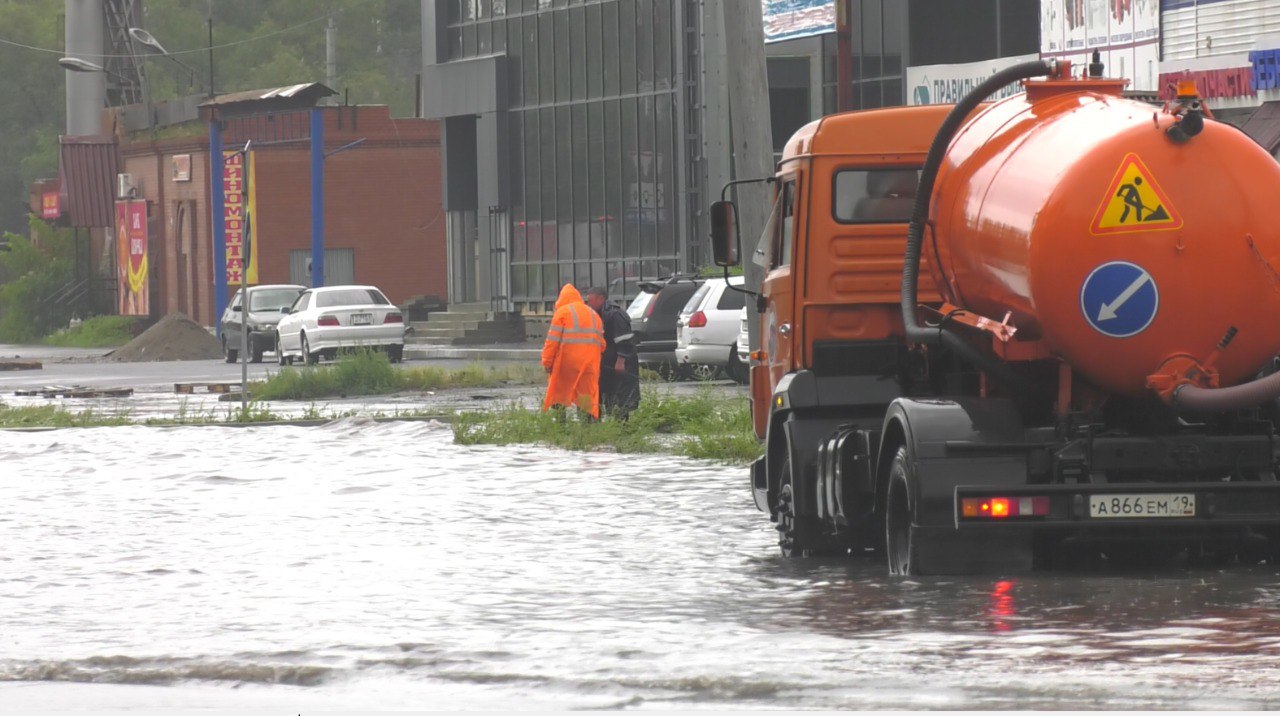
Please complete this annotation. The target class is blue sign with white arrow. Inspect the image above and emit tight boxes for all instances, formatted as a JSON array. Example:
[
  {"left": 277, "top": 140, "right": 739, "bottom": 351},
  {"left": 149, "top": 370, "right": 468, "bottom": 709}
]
[{"left": 1079, "top": 261, "right": 1159, "bottom": 338}]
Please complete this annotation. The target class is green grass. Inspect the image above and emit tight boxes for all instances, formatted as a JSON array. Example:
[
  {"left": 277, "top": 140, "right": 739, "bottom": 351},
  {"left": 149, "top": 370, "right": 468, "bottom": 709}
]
[
  {"left": 249, "top": 350, "right": 544, "bottom": 401},
  {"left": 43, "top": 316, "right": 141, "bottom": 348},
  {"left": 451, "top": 389, "right": 762, "bottom": 464}
]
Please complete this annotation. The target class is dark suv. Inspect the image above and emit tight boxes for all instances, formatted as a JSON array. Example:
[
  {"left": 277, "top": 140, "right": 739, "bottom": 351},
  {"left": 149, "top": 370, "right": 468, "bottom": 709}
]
[{"left": 625, "top": 275, "right": 704, "bottom": 379}]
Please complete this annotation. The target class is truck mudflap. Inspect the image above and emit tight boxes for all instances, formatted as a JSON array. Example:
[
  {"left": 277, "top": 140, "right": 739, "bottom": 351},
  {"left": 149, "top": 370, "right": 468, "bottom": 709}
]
[{"left": 954, "top": 482, "right": 1280, "bottom": 529}]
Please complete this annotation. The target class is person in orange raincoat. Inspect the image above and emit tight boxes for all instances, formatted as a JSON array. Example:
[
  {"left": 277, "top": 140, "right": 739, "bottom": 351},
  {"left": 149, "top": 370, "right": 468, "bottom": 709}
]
[{"left": 541, "top": 284, "right": 607, "bottom": 418}]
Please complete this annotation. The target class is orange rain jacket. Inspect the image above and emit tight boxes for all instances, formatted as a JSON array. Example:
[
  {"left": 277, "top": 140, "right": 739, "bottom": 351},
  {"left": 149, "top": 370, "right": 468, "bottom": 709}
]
[{"left": 541, "top": 284, "right": 606, "bottom": 418}]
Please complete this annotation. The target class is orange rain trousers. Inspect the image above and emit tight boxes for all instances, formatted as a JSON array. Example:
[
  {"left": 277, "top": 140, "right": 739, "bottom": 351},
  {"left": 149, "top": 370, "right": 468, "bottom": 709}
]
[{"left": 541, "top": 284, "right": 606, "bottom": 418}]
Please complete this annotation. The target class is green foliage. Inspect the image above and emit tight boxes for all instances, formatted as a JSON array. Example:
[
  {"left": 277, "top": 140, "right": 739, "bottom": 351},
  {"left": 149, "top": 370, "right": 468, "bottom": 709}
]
[
  {"left": 0, "top": 1, "right": 423, "bottom": 235},
  {"left": 43, "top": 315, "right": 140, "bottom": 348},
  {"left": 0, "top": 219, "right": 79, "bottom": 342},
  {"left": 0, "top": 403, "right": 132, "bottom": 429},
  {"left": 697, "top": 265, "right": 746, "bottom": 278},
  {"left": 0, "top": 1, "right": 63, "bottom": 235},
  {"left": 452, "top": 390, "right": 763, "bottom": 465},
  {"left": 250, "top": 350, "right": 544, "bottom": 400}
]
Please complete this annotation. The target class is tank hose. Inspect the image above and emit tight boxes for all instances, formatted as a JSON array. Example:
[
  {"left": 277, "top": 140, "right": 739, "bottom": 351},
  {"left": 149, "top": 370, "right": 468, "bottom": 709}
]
[
  {"left": 901, "top": 59, "right": 1055, "bottom": 394},
  {"left": 1173, "top": 371, "right": 1280, "bottom": 413}
]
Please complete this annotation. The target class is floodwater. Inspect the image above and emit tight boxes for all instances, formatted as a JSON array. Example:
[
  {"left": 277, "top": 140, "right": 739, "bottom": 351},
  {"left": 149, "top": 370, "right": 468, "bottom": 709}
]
[{"left": 3, "top": 419, "right": 1280, "bottom": 710}]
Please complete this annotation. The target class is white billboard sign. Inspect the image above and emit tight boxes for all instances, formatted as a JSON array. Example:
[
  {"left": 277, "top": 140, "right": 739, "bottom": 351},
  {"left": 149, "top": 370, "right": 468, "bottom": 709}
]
[{"left": 907, "top": 54, "right": 1041, "bottom": 106}]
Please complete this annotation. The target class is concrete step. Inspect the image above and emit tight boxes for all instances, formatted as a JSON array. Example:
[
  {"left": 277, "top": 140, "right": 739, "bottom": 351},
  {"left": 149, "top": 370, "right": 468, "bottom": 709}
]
[
  {"left": 414, "top": 317, "right": 485, "bottom": 330},
  {"left": 426, "top": 309, "right": 522, "bottom": 322},
  {"left": 413, "top": 327, "right": 473, "bottom": 339},
  {"left": 406, "top": 326, "right": 528, "bottom": 346}
]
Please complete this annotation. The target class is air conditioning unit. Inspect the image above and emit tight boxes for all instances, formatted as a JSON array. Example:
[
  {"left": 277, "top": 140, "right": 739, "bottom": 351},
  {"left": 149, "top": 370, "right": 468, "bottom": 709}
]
[{"left": 116, "top": 173, "right": 137, "bottom": 200}]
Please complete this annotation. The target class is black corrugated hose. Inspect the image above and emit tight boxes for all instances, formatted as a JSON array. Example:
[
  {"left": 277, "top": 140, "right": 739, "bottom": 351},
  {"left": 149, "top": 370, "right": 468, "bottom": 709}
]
[{"left": 900, "top": 59, "right": 1055, "bottom": 395}]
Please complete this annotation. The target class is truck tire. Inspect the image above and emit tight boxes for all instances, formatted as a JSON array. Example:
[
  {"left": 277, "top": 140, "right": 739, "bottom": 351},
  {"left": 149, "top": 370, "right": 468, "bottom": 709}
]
[
  {"left": 885, "top": 446, "right": 922, "bottom": 575},
  {"left": 222, "top": 337, "right": 237, "bottom": 364},
  {"left": 776, "top": 455, "right": 843, "bottom": 558}
]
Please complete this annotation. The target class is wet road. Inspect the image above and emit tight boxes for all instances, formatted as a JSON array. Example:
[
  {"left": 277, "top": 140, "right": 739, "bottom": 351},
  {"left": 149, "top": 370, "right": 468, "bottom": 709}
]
[
  {"left": 2, "top": 420, "right": 1280, "bottom": 709},
  {"left": 0, "top": 345, "right": 534, "bottom": 421}
]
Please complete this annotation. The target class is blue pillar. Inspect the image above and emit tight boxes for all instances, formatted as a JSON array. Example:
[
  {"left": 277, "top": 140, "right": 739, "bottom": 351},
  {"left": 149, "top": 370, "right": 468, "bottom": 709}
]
[
  {"left": 210, "top": 118, "right": 226, "bottom": 337},
  {"left": 310, "top": 108, "right": 325, "bottom": 288}
]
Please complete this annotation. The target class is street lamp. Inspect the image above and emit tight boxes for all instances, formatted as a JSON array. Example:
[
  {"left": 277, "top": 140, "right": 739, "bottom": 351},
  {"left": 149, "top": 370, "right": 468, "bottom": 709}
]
[
  {"left": 58, "top": 56, "right": 129, "bottom": 82},
  {"left": 129, "top": 27, "right": 211, "bottom": 98}
]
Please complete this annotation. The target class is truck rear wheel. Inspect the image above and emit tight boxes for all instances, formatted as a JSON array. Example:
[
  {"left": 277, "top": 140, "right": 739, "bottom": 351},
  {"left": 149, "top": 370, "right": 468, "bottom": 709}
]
[{"left": 885, "top": 446, "right": 922, "bottom": 575}]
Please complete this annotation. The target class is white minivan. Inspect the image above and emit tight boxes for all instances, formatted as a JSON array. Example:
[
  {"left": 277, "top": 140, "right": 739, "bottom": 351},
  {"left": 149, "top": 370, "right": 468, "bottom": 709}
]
[{"left": 674, "top": 275, "right": 746, "bottom": 380}]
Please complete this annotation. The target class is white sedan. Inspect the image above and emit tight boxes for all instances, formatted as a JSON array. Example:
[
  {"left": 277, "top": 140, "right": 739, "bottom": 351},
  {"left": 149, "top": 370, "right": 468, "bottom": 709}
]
[{"left": 276, "top": 285, "right": 405, "bottom": 365}]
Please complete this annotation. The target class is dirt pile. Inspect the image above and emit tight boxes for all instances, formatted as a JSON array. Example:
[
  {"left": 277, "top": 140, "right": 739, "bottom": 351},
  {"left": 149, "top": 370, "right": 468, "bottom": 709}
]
[{"left": 107, "top": 313, "right": 222, "bottom": 362}]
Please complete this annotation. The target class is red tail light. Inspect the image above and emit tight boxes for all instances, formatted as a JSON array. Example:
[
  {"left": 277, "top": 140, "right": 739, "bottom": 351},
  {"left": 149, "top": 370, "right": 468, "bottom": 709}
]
[
  {"left": 644, "top": 297, "right": 657, "bottom": 318},
  {"left": 384, "top": 312, "right": 403, "bottom": 324},
  {"left": 317, "top": 315, "right": 339, "bottom": 326},
  {"left": 688, "top": 310, "right": 707, "bottom": 328},
  {"left": 961, "top": 496, "right": 1050, "bottom": 519}
]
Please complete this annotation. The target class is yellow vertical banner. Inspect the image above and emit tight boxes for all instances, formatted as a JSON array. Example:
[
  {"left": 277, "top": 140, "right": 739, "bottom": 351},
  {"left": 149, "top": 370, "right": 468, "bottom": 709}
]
[{"left": 246, "top": 150, "right": 259, "bottom": 284}]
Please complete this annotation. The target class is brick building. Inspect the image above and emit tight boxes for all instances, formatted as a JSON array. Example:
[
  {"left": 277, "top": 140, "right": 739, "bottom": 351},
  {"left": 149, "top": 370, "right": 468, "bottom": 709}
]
[{"left": 115, "top": 100, "right": 445, "bottom": 327}]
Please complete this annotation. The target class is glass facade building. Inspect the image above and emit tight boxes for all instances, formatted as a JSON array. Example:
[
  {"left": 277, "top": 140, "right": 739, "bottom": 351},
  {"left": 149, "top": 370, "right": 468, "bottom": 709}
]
[
  {"left": 764, "top": 0, "right": 1038, "bottom": 156},
  {"left": 421, "top": 0, "right": 1038, "bottom": 312},
  {"left": 424, "top": 0, "right": 694, "bottom": 311}
]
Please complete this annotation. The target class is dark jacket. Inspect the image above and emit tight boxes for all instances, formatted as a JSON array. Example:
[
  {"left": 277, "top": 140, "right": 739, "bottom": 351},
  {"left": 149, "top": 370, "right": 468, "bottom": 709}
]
[
  {"left": 596, "top": 301, "right": 641, "bottom": 416},
  {"left": 600, "top": 302, "right": 636, "bottom": 367}
]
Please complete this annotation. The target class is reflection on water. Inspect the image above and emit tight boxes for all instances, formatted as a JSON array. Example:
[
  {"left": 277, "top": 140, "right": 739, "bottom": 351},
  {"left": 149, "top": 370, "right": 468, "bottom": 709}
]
[{"left": 1, "top": 420, "right": 1279, "bottom": 709}]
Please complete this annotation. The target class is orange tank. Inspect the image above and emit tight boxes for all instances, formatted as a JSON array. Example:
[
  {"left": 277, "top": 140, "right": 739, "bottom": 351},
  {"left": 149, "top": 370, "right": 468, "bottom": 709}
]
[{"left": 929, "top": 75, "right": 1280, "bottom": 397}]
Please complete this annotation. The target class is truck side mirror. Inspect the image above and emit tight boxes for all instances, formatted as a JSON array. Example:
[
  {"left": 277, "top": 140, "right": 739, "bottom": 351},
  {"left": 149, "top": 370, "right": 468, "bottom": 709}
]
[
  {"left": 710, "top": 200, "right": 740, "bottom": 267},
  {"left": 232, "top": 305, "right": 243, "bottom": 312}
]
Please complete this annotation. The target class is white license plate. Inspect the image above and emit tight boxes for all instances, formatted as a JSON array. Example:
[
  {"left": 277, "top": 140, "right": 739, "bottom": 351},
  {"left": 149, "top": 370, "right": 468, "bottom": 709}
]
[
  {"left": 1089, "top": 493, "right": 1196, "bottom": 519},
  {"left": 351, "top": 314, "right": 373, "bottom": 325}
]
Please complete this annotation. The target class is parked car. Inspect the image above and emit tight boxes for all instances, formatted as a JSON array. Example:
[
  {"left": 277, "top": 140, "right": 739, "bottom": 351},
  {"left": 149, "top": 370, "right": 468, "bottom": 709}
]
[
  {"left": 728, "top": 306, "right": 750, "bottom": 385},
  {"left": 276, "top": 285, "right": 405, "bottom": 365},
  {"left": 219, "top": 284, "right": 306, "bottom": 363},
  {"left": 626, "top": 274, "right": 703, "bottom": 379},
  {"left": 674, "top": 275, "right": 746, "bottom": 381}
]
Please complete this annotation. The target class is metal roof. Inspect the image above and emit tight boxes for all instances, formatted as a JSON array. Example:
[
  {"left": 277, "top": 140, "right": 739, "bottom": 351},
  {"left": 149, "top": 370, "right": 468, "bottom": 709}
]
[
  {"left": 58, "top": 136, "right": 121, "bottom": 229},
  {"left": 198, "top": 83, "right": 337, "bottom": 116},
  {"left": 1238, "top": 101, "right": 1280, "bottom": 155}
]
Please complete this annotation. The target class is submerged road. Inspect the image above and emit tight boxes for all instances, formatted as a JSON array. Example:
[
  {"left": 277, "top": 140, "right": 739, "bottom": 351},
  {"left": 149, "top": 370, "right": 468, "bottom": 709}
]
[{"left": 1, "top": 421, "right": 1279, "bottom": 709}]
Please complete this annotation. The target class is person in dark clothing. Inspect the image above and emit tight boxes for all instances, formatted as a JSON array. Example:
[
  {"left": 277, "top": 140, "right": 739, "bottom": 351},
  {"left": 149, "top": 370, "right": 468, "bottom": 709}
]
[{"left": 585, "top": 286, "right": 641, "bottom": 419}]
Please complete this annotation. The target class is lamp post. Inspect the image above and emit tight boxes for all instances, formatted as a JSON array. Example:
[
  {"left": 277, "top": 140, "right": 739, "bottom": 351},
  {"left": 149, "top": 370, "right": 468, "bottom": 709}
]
[
  {"left": 58, "top": 56, "right": 130, "bottom": 83},
  {"left": 128, "top": 28, "right": 211, "bottom": 98}
]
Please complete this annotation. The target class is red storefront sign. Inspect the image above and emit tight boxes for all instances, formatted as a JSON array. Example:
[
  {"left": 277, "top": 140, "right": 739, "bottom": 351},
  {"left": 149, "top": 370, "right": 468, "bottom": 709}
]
[
  {"left": 223, "top": 150, "right": 245, "bottom": 284},
  {"left": 1158, "top": 67, "right": 1255, "bottom": 101},
  {"left": 40, "top": 191, "right": 59, "bottom": 220}
]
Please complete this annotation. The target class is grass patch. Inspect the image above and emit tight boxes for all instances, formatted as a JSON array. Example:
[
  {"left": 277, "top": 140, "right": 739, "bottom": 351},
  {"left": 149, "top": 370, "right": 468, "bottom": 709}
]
[
  {"left": 451, "top": 389, "right": 762, "bottom": 464},
  {"left": 0, "top": 403, "right": 133, "bottom": 428},
  {"left": 249, "top": 350, "right": 544, "bottom": 401},
  {"left": 43, "top": 315, "right": 141, "bottom": 348}
]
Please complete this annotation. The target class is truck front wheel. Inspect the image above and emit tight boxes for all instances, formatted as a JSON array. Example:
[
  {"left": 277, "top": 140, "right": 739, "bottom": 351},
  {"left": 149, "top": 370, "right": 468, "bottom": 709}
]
[
  {"left": 775, "top": 456, "right": 843, "bottom": 558},
  {"left": 885, "top": 446, "right": 921, "bottom": 575}
]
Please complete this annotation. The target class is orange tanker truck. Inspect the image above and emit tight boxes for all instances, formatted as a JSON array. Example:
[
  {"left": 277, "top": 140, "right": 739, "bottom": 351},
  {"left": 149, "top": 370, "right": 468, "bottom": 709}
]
[{"left": 710, "top": 55, "right": 1280, "bottom": 575}]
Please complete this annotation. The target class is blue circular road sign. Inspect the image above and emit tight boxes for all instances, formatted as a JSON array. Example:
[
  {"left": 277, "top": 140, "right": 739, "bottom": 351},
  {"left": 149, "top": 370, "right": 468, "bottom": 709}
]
[{"left": 1079, "top": 261, "right": 1159, "bottom": 338}]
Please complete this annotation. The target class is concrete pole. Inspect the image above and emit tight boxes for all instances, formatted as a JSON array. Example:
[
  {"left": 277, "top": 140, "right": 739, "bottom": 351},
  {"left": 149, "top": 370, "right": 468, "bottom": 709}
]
[
  {"left": 65, "top": 0, "right": 106, "bottom": 135},
  {"left": 722, "top": 0, "right": 774, "bottom": 349},
  {"left": 326, "top": 17, "right": 337, "bottom": 98},
  {"left": 700, "top": 0, "right": 732, "bottom": 266}
]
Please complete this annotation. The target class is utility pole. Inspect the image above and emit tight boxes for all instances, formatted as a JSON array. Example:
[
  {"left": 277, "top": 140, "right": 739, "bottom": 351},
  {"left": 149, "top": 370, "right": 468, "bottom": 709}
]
[
  {"left": 721, "top": 0, "right": 773, "bottom": 350},
  {"left": 326, "top": 16, "right": 337, "bottom": 98},
  {"left": 64, "top": 0, "right": 106, "bottom": 135}
]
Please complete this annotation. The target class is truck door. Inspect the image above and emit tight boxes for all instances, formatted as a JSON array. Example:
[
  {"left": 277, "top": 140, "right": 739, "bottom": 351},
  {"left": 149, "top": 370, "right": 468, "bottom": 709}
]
[{"left": 761, "top": 177, "right": 799, "bottom": 392}]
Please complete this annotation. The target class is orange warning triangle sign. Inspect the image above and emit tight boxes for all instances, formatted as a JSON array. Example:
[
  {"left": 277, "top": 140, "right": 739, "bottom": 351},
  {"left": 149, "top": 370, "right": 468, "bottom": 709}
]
[{"left": 1090, "top": 153, "right": 1183, "bottom": 235}]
